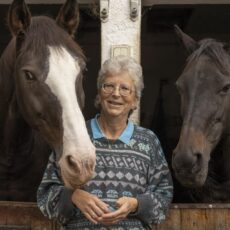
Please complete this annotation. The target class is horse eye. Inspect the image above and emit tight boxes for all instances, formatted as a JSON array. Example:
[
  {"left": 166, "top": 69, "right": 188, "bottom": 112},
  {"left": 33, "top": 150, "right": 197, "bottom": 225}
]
[
  {"left": 221, "top": 84, "right": 230, "bottom": 93},
  {"left": 24, "top": 70, "right": 36, "bottom": 81}
]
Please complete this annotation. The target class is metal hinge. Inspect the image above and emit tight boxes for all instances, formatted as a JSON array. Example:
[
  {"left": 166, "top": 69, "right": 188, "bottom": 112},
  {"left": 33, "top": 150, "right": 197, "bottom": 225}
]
[
  {"left": 100, "top": 0, "right": 109, "bottom": 23},
  {"left": 130, "top": 0, "right": 140, "bottom": 22}
]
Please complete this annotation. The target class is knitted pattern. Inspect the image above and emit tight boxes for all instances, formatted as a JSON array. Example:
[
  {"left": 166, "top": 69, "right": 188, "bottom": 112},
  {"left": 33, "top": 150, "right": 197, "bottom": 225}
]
[{"left": 37, "top": 120, "right": 173, "bottom": 230}]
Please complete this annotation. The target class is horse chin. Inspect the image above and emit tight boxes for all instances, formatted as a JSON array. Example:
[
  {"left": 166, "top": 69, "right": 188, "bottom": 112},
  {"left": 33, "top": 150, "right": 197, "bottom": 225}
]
[
  {"left": 58, "top": 156, "right": 96, "bottom": 189},
  {"left": 175, "top": 167, "right": 208, "bottom": 188},
  {"left": 61, "top": 172, "right": 94, "bottom": 189}
]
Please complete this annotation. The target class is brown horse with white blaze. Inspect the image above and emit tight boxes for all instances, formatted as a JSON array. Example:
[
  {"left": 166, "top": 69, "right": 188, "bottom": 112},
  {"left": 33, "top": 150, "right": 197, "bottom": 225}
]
[
  {"left": 172, "top": 25, "right": 230, "bottom": 202},
  {"left": 0, "top": 0, "right": 96, "bottom": 201}
]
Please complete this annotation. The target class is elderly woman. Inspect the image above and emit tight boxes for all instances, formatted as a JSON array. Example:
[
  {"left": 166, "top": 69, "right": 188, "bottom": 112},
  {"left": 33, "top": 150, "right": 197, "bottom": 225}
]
[{"left": 37, "top": 56, "right": 173, "bottom": 230}]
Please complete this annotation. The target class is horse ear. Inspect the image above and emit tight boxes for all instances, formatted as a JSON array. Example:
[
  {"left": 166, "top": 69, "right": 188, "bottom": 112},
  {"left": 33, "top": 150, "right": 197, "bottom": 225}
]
[
  {"left": 174, "top": 25, "right": 198, "bottom": 53},
  {"left": 56, "top": 0, "right": 80, "bottom": 38},
  {"left": 8, "top": 0, "right": 31, "bottom": 36},
  {"left": 223, "top": 43, "right": 230, "bottom": 55}
]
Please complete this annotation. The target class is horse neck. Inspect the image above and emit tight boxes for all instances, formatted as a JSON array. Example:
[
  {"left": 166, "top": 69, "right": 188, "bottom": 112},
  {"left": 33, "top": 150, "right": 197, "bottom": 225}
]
[
  {"left": 0, "top": 39, "right": 16, "bottom": 135},
  {"left": 220, "top": 135, "right": 230, "bottom": 181},
  {"left": 1, "top": 94, "right": 35, "bottom": 158},
  {"left": 222, "top": 109, "right": 230, "bottom": 180},
  {"left": 0, "top": 39, "right": 35, "bottom": 155}
]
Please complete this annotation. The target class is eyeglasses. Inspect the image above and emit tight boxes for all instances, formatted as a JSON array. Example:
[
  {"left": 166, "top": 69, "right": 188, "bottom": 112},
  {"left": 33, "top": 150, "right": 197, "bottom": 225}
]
[{"left": 101, "top": 82, "right": 133, "bottom": 96}]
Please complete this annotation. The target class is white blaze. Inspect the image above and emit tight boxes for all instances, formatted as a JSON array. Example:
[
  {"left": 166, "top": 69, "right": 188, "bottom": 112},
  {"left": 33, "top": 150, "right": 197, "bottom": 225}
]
[{"left": 45, "top": 46, "right": 94, "bottom": 160}]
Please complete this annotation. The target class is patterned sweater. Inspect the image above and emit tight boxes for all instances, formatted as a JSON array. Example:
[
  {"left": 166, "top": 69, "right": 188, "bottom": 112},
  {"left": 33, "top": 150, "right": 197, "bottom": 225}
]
[{"left": 37, "top": 117, "right": 173, "bottom": 230}]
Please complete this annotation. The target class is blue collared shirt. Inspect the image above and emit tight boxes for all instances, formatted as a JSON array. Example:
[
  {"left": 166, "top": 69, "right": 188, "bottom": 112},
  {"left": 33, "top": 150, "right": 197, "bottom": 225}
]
[{"left": 90, "top": 114, "right": 134, "bottom": 145}]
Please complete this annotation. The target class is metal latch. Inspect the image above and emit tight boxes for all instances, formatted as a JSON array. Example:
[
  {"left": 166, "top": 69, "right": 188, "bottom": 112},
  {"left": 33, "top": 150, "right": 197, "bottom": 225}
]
[
  {"left": 100, "top": 0, "right": 109, "bottom": 23},
  {"left": 130, "top": 0, "right": 139, "bottom": 22}
]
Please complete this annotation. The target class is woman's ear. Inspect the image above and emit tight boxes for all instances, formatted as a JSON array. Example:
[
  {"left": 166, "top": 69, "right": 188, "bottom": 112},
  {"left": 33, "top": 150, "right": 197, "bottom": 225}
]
[
  {"left": 94, "top": 94, "right": 101, "bottom": 109},
  {"left": 132, "top": 99, "right": 138, "bottom": 110}
]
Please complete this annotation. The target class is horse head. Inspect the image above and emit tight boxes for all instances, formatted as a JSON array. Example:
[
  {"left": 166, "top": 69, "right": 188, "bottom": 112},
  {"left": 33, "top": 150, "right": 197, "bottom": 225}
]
[
  {"left": 172, "top": 25, "right": 230, "bottom": 188},
  {"left": 6, "top": 0, "right": 96, "bottom": 189}
]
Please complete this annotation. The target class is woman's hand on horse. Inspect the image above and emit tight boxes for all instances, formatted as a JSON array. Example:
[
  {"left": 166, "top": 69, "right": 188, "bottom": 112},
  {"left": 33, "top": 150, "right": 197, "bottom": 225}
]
[
  {"left": 98, "top": 197, "right": 138, "bottom": 225},
  {"left": 71, "top": 189, "right": 110, "bottom": 224}
]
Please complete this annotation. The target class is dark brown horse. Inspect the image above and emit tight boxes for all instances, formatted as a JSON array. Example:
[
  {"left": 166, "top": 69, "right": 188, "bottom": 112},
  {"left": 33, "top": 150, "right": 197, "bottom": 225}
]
[
  {"left": 0, "top": 0, "right": 96, "bottom": 201},
  {"left": 172, "top": 25, "right": 230, "bottom": 202}
]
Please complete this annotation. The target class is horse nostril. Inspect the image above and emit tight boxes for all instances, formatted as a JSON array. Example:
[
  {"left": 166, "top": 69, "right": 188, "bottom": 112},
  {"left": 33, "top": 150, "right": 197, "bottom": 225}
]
[
  {"left": 66, "top": 155, "right": 81, "bottom": 173},
  {"left": 191, "top": 152, "right": 203, "bottom": 173},
  {"left": 37, "top": 112, "right": 46, "bottom": 121},
  {"left": 194, "top": 152, "right": 202, "bottom": 161}
]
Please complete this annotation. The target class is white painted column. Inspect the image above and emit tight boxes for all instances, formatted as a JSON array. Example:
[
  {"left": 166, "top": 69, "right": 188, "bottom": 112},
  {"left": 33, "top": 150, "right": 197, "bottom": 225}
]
[{"left": 100, "top": 0, "right": 141, "bottom": 124}]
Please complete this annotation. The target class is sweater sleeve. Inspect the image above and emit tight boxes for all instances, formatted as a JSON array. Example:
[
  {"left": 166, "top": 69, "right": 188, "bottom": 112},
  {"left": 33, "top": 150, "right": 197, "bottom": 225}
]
[
  {"left": 130, "top": 133, "right": 173, "bottom": 225},
  {"left": 37, "top": 152, "right": 76, "bottom": 224}
]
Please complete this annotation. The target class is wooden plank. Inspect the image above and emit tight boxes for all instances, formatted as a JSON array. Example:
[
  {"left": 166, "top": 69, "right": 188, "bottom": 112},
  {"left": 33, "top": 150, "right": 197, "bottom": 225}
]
[
  {"left": 155, "top": 208, "right": 181, "bottom": 230},
  {"left": 205, "top": 209, "right": 230, "bottom": 230},
  {"left": 181, "top": 209, "right": 206, "bottom": 230},
  {"left": 0, "top": 201, "right": 57, "bottom": 230},
  {"left": 0, "top": 206, "right": 7, "bottom": 225},
  {"left": 0, "top": 226, "right": 30, "bottom": 230},
  {"left": 6, "top": 204, "right": 41, "bottom": 225},
  {"left": 0, "top": 202, "right": 229, "bottom": 230},
  {"left": 171, "top": 203, "right": 230, "bottom": 209},
  {"left": 31, "top": 220, "right": 54, "bottom": 230},
  {"left": 156, "top": 206, "right": 230, "bottom": 230}
]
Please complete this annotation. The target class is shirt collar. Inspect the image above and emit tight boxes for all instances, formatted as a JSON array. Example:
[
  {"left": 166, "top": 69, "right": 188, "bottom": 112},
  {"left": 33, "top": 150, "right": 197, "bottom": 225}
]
[{"left": 91, "top": 114, "right": 134, "bottom": 145}]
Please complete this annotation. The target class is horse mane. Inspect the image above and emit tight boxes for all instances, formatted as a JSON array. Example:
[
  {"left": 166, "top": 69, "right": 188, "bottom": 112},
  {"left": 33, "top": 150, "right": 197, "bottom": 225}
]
[
  {"left": 20, "top": 16, "right": 86, "bottom": 70},
  {"left": 187, "top": 39, "right": 230, "bottom": 75}
]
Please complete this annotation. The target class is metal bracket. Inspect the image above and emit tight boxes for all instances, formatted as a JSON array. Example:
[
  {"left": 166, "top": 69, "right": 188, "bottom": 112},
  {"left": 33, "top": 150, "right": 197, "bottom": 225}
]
[
  {"left": 100, "top": 0, "right": 109, "bottom": 23},
  {"left": 130, "top": 0, "right": 139, "bottom": 22},
  {"left": 111, "top": 45, "right": 131, "bottom": 58}
]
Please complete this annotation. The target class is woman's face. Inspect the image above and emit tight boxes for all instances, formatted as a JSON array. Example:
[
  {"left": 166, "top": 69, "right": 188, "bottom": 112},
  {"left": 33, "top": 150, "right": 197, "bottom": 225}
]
[{"left": 99, "top": 72, "right": 137, "bottom": 119}]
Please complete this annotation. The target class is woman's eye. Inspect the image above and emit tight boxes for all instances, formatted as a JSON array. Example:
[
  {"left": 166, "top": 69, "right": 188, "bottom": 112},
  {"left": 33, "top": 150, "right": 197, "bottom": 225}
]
[
  {"left": 120, "top": 85, "right": 130, "bottom": 91},
  {"left": 104, "top": 83, "right": 114, "bottom": 90},
  {"left": 25, "top": 70, "right": 36, "bottom": 81}
]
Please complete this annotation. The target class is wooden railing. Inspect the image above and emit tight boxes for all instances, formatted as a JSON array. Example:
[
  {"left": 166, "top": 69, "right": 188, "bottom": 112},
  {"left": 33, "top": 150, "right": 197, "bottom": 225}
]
[
  {"left": 156, "top": 203, "right": 230, "bottom": 230},
  {"left": 0, "top": 201, "right": 229, "bottom": 230}
]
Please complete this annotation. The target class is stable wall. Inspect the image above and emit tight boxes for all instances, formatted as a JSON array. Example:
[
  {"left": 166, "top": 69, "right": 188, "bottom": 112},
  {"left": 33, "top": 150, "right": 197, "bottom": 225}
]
[{"left": 1, "top": 2, "right": 230, "bottom": 203}]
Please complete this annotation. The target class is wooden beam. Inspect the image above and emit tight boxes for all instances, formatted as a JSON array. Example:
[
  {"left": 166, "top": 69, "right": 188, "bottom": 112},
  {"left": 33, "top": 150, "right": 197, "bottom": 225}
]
[
  {"left": 0, "top": 0, "right": 99, "bottom": 4},
  {"left": 1, "top": 0, "right": 230, "bottom": 4},
  {"left": 143, "top": 0, "right": 230, "bottom": 5}
]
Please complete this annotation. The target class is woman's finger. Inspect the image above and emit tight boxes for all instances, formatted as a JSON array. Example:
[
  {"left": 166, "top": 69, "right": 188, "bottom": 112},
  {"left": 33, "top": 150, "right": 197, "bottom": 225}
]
[
  {"left": 95, "top": 199, "right": 110, "bottom": 213},
  {"left": 84, "top": 212, "right": 98, "bottom": 224},
  {"left": 92, "top": 204, "right": 106, "bottom": 217}
]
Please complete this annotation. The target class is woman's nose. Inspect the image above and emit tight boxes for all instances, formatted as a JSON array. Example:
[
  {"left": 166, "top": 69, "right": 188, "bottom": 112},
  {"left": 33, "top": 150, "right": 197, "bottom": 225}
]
[{"left": 112, "top": 86, "right": 121, "bottom": 96}]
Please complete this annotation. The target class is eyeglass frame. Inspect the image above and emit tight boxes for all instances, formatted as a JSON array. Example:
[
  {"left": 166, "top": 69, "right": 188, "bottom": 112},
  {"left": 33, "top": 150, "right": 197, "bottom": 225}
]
[{"left": 101, "top": 82, "right": 134, "bottom": 96}]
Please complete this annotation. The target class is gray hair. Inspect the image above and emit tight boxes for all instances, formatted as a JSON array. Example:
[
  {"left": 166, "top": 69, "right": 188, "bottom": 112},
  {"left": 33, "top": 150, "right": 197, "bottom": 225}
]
[{"left": 97, "top": 55, "right": 144, "bottom": 94}]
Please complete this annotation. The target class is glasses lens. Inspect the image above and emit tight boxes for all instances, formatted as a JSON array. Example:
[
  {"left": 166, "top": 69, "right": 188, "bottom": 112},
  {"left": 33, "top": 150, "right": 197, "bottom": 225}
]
[
  {"left": 102, "top": 83, "right": 114, "bottom": 94},
  {"left": 102, "top": 83, "right": 132, "bottom": 96},
  {"left": 119, "top": 84, "right": 131, "bottom": 96}
]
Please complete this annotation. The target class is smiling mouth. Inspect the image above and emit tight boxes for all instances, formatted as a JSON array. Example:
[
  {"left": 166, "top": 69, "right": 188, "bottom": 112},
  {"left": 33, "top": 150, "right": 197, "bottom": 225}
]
[{"left": 108, "top": 101, "right": 123, "bottom": 106}]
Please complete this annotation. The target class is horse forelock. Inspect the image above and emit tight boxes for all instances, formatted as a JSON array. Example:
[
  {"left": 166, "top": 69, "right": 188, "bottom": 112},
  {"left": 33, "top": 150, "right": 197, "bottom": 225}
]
[
  {"left": 187, "top": 39, "right": 230, "bottom": 75},
  {"left": 19, "top": 16, "right": 85, "bottom": 71}
]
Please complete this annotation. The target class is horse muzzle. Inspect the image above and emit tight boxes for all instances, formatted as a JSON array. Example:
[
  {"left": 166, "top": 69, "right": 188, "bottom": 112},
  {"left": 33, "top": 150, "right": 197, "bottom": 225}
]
[
  {"left": 172, "top": 149, "right": 208, "bottom": 187},
  {"left": 58, "top": 148, "right": 96, "bottom": 189}
]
